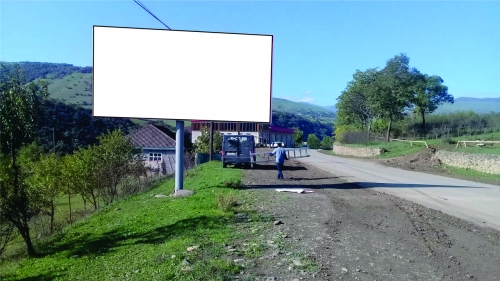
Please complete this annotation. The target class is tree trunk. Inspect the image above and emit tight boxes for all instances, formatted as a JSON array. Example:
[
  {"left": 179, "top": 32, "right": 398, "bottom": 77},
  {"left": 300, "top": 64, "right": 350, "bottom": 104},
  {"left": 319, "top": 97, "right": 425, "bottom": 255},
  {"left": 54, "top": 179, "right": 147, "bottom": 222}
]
[
  {"left": 421, "top": 109, "right": 426, "bottom": 132},
  {"left": 50, "top": 202, "right": 55, "bottom": 234},
  {"left": 386, "top": 118, "right": 392, "bottom": 142},
  {"left": 13, "top": 220, "right": 37, "bottom": 257},
  {"left": 68, "top": 188, "right": 72, "bottom": 226}
]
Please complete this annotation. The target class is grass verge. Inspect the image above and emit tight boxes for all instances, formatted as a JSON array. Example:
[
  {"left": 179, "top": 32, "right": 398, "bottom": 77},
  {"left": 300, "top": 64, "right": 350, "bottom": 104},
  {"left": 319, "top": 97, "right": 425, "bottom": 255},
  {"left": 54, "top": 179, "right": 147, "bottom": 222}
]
[{"left": 0, "top": 161, "right": 260, "bottom": 281}]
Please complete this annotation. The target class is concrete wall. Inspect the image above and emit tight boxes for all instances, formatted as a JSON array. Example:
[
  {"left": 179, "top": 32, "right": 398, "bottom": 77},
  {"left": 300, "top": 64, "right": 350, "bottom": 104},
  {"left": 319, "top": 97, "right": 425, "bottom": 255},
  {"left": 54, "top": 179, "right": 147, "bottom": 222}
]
[
  {"left": 333, "top": 145, "right": 383, "bottom": 157},
  {"left": 434, "top": 150, "right": 500, "bottom": 175}
]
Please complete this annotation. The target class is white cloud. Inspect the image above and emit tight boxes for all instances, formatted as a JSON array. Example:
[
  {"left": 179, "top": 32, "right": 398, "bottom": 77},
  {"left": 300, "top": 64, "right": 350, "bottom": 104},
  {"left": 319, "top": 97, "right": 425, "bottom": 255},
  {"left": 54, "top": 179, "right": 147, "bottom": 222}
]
[{"left": 299, "top": 96, "right": 315, "bottom": 103}]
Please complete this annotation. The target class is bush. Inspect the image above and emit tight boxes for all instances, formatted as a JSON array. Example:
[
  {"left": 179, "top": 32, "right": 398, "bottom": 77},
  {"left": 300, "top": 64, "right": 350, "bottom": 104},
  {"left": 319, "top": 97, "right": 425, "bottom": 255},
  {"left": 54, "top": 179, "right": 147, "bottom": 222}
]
[
  {"left": 441, "top": 138, "right": 457, "bottom": 145},
  {"left": 215, "top": 194, "right": 238, "bottom": 212}
]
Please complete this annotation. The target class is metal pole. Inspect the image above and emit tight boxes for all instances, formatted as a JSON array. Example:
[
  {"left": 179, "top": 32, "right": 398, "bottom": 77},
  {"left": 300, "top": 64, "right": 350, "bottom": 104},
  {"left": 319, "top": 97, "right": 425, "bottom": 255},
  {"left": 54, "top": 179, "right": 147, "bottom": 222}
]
[
  {"left": 209, "top": 121, "right": 214, "bottom": 161},
  {"left": 175, "top": 120, "right": 184, "bottom": 191}
]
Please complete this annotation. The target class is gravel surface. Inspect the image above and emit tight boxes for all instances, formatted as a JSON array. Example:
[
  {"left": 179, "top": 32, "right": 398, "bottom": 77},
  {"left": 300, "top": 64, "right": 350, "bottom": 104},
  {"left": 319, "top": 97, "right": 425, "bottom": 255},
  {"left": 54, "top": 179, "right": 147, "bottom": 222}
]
[{"left": 236, "top": 157, "right": 500, "bottom": 281}]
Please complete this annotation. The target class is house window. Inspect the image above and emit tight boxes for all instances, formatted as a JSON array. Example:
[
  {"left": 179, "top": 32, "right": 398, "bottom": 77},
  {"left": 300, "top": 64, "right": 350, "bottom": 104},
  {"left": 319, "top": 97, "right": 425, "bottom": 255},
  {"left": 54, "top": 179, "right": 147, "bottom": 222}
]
[{"left": 149, "top": 153, "right": 162, "bottom": 162}]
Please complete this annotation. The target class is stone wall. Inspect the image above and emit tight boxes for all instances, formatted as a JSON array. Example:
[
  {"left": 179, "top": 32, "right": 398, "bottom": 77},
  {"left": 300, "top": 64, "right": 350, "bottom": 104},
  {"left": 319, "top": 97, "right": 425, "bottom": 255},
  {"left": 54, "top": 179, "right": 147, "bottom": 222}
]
[
  {"left": 333, "top": 145, "right": 383, "bottom": 158},
  {"left": 434, "top": 150, "right": 500, "bottom": 175}
]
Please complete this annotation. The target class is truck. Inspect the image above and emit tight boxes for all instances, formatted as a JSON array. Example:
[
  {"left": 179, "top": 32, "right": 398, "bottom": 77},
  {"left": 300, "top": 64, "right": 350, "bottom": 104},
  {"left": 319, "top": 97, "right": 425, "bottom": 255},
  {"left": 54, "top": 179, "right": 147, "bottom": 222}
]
[{"left": 221, "top": 135, "right": 257, "bottom": 168}]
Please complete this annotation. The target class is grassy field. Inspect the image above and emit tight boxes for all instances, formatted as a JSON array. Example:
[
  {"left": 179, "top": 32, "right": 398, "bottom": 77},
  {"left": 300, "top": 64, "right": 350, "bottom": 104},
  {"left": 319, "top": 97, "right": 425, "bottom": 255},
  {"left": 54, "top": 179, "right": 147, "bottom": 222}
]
[
  {"left": 333, "top": 131, "right": 500, "bottom": 158},
  {"left": 0, "top": 162, "right": 269, "bottom": 281}
]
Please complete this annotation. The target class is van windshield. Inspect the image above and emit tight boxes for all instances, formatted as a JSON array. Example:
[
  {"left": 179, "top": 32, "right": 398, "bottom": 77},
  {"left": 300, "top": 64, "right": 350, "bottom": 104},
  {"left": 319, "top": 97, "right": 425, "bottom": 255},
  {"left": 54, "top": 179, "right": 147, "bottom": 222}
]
[{"left": 226, "top": 136, "right": 252, "bottom": 148}]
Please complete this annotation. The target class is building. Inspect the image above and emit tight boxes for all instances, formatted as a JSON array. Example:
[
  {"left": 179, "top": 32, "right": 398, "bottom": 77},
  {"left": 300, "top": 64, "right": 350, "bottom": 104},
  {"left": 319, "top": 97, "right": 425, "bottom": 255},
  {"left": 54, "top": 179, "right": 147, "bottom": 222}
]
[
  {"left": 126, "top": 124, "right": 192, "bottom": 174},
  {"left": 190, "top": 121, "right": 296, "bottom": 148}
]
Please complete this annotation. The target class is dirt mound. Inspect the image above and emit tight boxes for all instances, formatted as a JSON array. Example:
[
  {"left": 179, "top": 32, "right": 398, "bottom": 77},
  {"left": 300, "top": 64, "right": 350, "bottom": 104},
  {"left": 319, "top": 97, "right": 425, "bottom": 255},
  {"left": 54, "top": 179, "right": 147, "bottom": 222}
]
[{"left": 383, "top": 147, "right": 446, "bottom": 174}]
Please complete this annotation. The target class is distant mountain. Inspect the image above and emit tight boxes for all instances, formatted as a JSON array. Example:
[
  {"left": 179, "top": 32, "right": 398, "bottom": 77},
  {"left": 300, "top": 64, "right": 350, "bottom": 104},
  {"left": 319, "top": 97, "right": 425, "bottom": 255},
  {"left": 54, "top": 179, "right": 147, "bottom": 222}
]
[
  {"left": 433, "top": 97, "right": 500, "bottom": 114},
  {"left": 320, "top": 105, "right": 337, "bottom": 113}
]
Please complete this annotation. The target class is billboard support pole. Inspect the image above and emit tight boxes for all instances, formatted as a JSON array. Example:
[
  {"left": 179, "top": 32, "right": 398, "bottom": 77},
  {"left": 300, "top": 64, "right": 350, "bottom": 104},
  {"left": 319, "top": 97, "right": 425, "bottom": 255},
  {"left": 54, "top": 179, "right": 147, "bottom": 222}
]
[{"left": 175, "top": 120, "right": 184, "bottom": 191}]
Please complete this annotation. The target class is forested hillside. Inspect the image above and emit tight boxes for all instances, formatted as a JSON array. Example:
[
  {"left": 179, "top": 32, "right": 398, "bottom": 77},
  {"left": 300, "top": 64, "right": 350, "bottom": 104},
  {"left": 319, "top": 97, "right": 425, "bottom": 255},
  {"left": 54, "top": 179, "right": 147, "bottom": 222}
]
[{"left": 1, "top": 61, "right": 336, "bottom": 139}]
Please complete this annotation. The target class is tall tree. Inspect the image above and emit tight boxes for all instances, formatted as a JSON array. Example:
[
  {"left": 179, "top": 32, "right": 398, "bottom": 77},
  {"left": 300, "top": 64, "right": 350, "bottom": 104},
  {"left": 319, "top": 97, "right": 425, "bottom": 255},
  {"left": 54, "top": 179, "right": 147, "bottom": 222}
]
[
  {"left": 0, "top": 65, "right": 49, "bottom": 256},
  {"left": 411, "top": 72, "right": 453, "bottom": 131},
  {"left": 335, "top": 68, "right": 377, "bottom": 136},
  {"left": 367, "top": 54, "right": 415, "bottom": 141}
]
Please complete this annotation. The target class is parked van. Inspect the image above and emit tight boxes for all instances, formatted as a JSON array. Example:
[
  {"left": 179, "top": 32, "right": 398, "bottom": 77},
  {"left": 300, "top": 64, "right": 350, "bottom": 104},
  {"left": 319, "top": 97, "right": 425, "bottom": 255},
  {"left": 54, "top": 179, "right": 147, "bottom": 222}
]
[{"left": 222, "top": 135, "right": 256, "bottom": 168}]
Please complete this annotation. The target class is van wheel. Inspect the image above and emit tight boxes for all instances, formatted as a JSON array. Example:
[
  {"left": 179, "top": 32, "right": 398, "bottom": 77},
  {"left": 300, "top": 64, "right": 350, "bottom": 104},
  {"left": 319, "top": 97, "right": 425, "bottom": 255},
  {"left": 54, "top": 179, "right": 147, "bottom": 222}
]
[{"left": 222, "top": 163, "right": 227, "bottom": 168}]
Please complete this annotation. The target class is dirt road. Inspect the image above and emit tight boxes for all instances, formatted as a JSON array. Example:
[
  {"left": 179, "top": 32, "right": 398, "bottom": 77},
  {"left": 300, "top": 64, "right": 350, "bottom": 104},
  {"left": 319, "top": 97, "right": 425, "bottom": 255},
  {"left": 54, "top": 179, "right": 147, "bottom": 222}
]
[{"left": 239, "top": 159, "right": 500, "bottom": 281}]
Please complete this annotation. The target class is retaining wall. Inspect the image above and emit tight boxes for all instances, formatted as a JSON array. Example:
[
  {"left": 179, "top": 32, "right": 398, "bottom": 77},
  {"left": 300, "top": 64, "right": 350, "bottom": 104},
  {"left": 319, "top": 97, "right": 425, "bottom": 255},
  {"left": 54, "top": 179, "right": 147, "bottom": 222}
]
[
  {"left": 333, "top": 144, "right": 500, "bottom": 174},
  {"left": 333, "top": 145, "right": 383, "bottom": 157},
  {"left": 434, "top": 150, "right": 500, "bottom": 175}
]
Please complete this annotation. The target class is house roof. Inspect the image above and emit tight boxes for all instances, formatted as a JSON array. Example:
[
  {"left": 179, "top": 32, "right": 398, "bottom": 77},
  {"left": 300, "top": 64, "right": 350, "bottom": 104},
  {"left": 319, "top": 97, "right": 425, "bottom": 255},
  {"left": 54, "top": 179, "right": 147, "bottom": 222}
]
[{"left": 127, "top": 124, "right": 192, "bottom": 149}]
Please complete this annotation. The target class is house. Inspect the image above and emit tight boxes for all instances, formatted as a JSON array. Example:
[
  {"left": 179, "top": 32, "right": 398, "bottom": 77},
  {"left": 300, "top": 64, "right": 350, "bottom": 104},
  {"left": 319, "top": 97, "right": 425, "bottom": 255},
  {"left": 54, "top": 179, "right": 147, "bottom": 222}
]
[
  {"left": 190, "top": 121, "right": 296, "bottom": 148},
  {"left": 127, "top": 124, "right": 192, "bottom": 174}
]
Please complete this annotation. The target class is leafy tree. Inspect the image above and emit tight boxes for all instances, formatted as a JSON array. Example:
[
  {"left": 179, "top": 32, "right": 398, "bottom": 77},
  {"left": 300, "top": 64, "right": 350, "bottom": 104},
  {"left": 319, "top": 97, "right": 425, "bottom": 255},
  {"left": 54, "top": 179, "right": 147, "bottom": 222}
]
[
  {"left": 0, "top": 65, "right": 48, "bottom": 256},
  {"left": 320, "top": 135, "right": 334, "bottom": 150},
  {"left": 25, "top": 151, "right": 63, "bottom": 234},
  {"left": 193, "top": 126, "right": 223, "bottom": 154},
  {"left": 293, "top": 127, "right": 304, "bottom": 147},
  {"left": 367, "top": 54, "right": 415, "bottom": 141},
  {"left": 335, "top": 68, "right": 377, "bottom": 133},
  {"left": 411, "top": 72, "right": 453, "bottom": 131},
  {"left": 71, "top": 146, "right": 100, "bottom": 210},
  {"left": 306, "top": 134, "right": 321, "bottom": 149},
  {"left": 94, "top": 129, "right": 140, "bottom": 205}
]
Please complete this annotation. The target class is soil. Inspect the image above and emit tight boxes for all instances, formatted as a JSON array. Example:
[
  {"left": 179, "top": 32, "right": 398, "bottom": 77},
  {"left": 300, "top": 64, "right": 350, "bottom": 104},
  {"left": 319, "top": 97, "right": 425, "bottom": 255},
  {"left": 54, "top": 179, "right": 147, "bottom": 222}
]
[{"left": 236, "top": 157, "right": 500, "bottom": 281}]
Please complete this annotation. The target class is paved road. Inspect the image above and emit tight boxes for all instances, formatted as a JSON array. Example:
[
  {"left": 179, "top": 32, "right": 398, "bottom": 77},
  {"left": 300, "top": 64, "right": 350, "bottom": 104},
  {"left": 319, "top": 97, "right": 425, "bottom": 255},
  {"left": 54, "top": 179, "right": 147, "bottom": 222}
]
[{"left": 296, "top": 149, "right": 500, "bottom": 231}]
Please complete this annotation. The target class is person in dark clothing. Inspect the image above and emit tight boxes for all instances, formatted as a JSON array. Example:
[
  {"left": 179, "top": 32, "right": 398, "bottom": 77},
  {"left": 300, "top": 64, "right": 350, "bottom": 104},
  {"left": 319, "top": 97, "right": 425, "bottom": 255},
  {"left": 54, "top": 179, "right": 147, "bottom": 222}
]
[{"left": 269, "top": 143, "right": 288, "bottom": 179}]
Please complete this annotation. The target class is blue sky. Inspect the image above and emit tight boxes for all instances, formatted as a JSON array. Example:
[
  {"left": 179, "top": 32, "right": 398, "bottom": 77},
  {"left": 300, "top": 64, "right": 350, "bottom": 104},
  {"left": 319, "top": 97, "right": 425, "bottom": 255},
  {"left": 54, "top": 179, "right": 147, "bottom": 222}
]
[{"left": 1, "top": 0, "right": 499, "bottom": 106}]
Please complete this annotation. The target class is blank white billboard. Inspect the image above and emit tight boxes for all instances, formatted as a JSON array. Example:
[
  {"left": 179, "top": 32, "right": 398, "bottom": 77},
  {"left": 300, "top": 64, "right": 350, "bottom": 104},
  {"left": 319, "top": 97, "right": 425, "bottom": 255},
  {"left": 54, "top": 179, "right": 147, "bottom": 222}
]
[{"left": 92, "top": 26, "right": 273, "bottom": 123}]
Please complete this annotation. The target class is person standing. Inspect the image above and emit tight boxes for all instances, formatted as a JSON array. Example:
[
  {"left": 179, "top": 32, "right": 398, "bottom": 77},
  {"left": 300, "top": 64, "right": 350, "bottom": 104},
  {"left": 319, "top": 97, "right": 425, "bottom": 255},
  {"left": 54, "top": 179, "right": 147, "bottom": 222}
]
[{"left": 269, "top": 143, "right": 288, "bottom": 179}]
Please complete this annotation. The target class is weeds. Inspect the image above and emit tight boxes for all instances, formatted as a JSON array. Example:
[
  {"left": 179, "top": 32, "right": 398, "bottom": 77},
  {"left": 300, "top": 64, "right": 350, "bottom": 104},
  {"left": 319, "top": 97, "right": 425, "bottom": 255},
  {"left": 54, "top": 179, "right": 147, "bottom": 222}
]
[{"left": 215, "top": 194, "right": 238, "bottom": 212}]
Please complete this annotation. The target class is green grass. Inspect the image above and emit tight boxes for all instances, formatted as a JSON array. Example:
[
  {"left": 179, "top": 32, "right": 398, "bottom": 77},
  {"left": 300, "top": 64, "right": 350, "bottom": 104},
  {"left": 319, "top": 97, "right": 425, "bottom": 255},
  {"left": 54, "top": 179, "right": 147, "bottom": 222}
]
[
  {"left": 442, "top": 165, "right": 500, "bottom": 186},
  {"left": 0, "top": 161, "right": 257, "bottom": 281},
  {"left": 332, "top": 141, "right": 429, "bottom": 159}
]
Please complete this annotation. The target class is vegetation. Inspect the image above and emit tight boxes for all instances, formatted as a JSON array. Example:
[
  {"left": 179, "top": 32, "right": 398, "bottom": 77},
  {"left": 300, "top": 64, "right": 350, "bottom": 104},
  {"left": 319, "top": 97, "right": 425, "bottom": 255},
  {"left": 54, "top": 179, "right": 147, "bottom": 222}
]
[
  {"left": 293, "top": 128, "right": 304, "bottom": 147},
  {"left": 335, "top": 53, "right": 453, "bottom": 141},
  {"left": 0, "top": 162, "right": 254, "bottom": 280},
  {"left": 306, "top": 134, "right": 321, "bottom": 149},
  {"left": 193, "top": 126, "right": 223, "bottom": 154},
  {"left": 320, "top": 136, "right": 334, "bottom": 150},
  {"left": 0, "top": 65, "right": 50, "bottom": 256}
]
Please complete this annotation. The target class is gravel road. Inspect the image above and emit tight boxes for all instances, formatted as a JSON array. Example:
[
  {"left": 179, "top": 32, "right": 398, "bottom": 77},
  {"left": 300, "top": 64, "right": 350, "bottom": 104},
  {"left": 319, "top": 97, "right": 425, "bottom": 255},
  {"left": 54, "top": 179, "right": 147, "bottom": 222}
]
[{"left": 238, "top": 157, "right": 500, "bottom": 281}]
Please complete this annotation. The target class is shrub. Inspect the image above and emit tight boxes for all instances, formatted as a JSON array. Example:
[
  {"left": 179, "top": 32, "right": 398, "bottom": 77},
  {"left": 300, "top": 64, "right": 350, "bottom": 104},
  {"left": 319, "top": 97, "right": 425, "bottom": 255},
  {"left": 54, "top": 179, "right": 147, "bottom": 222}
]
[{"left": 215, "top": 194, "right": 238, "bottom": 212}]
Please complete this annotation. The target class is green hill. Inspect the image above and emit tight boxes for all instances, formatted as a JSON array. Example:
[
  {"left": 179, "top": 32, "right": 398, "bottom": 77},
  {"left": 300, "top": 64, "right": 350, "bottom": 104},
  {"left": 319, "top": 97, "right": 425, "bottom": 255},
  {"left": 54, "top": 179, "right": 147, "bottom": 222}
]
[
  {"left": 433, "top": 97, "right": 500, "bottom": 114},
  {"left": 1, "top": 61, "right": 335, "bottom": 138}
]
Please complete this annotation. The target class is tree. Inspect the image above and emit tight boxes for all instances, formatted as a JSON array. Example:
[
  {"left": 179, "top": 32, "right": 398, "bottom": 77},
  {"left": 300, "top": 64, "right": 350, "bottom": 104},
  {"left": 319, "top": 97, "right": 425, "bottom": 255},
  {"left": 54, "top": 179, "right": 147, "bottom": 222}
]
[
  {"left": 293, "top": 128, "right": 304, "bottom": 147},
  {"left": 306, "top": 134, "right": 321, "bottom": 149},
  {"left": 25, "top": 151, "right": 64, "bottom": 235},
  {"left": 411, "top": 73, "right": 453, "bottom": 131},
  {"left": 367, "top": 54, "right": 415, "bottom": 141},
  {"left": 94, "top": 129, "right": 139, "bottom": 205},
  {"left": 320, "top": 135, "right": 334, "bottom": 150},
  {"left": 0, "top": 65, "right": 49, "bottom": 256},
  {"left": 193, "top": 126, "right": 223, "bottom": 154},
  {"left": 335, "top": 69, "right": 377, "bottom": 132}
]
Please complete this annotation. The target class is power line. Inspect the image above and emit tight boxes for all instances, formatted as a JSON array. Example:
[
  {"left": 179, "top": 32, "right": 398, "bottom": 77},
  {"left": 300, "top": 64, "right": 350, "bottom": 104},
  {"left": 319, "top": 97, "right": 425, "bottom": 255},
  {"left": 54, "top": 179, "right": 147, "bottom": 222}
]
[{"left": 133, "top": 0, "right": 171, "bottom": 30}]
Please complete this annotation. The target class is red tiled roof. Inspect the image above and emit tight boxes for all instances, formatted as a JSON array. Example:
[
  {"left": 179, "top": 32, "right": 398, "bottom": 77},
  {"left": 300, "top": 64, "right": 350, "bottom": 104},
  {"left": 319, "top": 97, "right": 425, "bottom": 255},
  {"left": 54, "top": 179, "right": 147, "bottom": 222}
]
[{"left": 127, "top": 124, "right": 176, "bottom": 148}]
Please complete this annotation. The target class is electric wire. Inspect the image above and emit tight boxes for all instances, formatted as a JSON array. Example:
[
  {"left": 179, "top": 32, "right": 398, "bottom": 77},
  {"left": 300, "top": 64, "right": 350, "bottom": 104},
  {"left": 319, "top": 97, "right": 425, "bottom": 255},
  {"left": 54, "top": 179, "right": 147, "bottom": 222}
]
[{"left": 133, "top": 0, "right": 171, "bottom": 30}]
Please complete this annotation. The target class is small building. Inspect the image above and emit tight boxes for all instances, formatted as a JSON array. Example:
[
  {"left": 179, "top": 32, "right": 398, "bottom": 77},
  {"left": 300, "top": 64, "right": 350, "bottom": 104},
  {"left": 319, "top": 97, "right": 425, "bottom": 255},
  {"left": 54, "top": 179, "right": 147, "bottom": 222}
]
[
  {"left": 190, "top": 121, "right": 296, "bottom": 148},
  {"left": 127, "top": 124, "right": 192, "bottom": 174}
]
